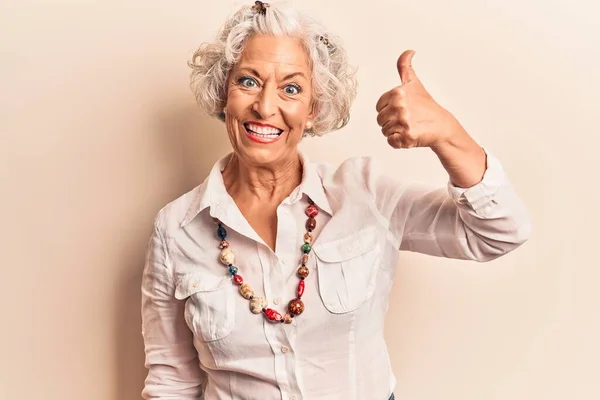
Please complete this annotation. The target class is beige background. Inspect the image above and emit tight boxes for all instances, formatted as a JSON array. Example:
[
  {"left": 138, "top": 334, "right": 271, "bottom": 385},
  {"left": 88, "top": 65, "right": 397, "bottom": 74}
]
[{"left": 1, "top": 0, "right": 598, "bottom": 399}]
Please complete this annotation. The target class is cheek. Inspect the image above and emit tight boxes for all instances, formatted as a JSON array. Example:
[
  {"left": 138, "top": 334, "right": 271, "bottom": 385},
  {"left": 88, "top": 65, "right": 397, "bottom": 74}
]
[
  {"left": 225, "top": 88, "right": 253, "bottom": 115},
  {"left": 281, "top": 101, "right": 311, "bottom": 128}
]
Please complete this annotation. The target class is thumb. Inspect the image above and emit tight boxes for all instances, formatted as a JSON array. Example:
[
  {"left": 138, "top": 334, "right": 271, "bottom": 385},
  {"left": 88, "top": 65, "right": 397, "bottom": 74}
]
[{"left": 397, "top": 50, "right": 417, "bottom": 84}]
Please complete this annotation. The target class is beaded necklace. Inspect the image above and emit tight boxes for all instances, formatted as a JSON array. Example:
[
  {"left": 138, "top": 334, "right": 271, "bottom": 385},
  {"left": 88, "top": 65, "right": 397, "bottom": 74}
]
[{"left": 214, "top": 199, "right": 319, "bottom": 324}]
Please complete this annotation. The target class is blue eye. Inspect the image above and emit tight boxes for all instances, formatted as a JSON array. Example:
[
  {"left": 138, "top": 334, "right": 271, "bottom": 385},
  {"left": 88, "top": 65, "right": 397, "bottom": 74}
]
[
  {"left": 238, "top": 77, "right": 258, "bottom": 88},
  {"left": 284, "top": 84, "right": 301, "bottom": 95}
]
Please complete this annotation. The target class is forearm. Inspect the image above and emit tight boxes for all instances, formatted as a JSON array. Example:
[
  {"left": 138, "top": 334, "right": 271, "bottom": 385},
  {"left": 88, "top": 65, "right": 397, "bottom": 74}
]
[
  {"left": 431, "top": 118, "right": 487, "bottom": 188},
  {"left": 392, "top": 150, "right": 531, "bottom": 261}
]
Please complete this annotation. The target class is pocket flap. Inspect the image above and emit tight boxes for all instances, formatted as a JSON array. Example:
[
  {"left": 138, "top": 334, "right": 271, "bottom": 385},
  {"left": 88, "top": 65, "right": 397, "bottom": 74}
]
[
  {"left": 174, "top": 272, "right": 230, "bottom": 300},
  {"left": 313, "top": 226, "right": 379, "bottom": 262}
]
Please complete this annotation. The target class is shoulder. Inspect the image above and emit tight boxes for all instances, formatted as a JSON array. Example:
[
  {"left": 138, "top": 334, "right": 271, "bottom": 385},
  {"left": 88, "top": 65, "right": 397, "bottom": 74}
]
[
  {"left": 312, "top": 155, "right": 410, "bottom": 221},
  {"left": 152, "top": 182, "right": 206, "bottom": 237},
  {"left": 314, "top": 155, "right": 391, "bottom": 193}
]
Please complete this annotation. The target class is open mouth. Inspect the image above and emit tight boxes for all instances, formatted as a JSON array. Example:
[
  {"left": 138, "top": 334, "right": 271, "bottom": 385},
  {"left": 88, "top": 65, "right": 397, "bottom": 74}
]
[{"left": 244, "top": 122, "right": 284, "bottom": 143}]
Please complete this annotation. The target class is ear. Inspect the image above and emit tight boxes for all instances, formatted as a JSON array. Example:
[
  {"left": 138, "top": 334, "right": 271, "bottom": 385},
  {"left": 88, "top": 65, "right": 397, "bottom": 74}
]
[
  {"left": 218, "top": 102, "right": 227, "bottom": 122},
  {"left": 307, "top": 101, "right": 317, "bottom": 124}
]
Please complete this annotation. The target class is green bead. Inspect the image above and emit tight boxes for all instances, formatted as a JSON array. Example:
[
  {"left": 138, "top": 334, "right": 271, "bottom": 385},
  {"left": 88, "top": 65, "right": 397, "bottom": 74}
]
[
  {"left": 301, "top": 243, "right": 312, "bottom": 253},
  {"left": 229, "top": 265, "right": 238, "bottom": 275}
]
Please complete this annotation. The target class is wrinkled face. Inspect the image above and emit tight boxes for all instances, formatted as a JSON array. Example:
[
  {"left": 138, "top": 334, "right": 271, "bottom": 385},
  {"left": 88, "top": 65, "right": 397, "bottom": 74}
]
[{"left": 224, "top": 34, "right": 314, "bottom": 167}]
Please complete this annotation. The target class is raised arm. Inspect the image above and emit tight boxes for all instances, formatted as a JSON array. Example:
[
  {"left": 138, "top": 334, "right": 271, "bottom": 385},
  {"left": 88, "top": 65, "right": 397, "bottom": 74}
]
[{"left": 372, "top": 50, "right": 531, "bottom": 260}]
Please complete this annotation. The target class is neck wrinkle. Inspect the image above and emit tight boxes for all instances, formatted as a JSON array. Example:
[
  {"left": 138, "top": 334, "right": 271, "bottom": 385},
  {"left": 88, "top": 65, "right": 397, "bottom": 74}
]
[{"left": 222, "top": 153, "right": 303, "bottom": 204}]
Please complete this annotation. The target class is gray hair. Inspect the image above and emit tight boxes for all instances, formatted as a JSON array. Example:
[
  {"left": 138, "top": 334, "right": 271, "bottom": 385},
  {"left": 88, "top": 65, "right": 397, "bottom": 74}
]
[{"left": 188, "top": 2, "right": 358, "bottom": 136}]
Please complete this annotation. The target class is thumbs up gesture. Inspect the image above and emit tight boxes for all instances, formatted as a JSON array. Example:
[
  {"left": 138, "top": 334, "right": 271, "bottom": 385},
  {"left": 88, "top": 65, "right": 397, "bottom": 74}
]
[{"left": 376, "top": 50, "right": 461, "bottom": 149}]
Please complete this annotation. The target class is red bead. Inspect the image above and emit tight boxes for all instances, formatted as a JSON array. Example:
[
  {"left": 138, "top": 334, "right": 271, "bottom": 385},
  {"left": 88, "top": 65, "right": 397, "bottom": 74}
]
[
  {"left": 306, "top": 217, "right": 316, "bottom": 231},
  {"left": 306, "top": 204, "right": 319, "bottom": 217},
  {"left": 297, "top": 280, "right": 305, "bottom": 297},
  {"left": 264, "top": 308, "right": 283, "bottom": 322},
  {"left": 233, "top": 275, "right": 244, "bottom": 285}
]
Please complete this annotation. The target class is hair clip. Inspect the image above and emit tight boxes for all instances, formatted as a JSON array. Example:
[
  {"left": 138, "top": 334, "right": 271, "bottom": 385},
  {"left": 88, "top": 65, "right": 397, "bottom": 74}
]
[
  {"left": 251, "top": 1, "right": 270, "bottom": 15},
  {"left": 319, "top": 35, "right": 331, "bottom": 48}
]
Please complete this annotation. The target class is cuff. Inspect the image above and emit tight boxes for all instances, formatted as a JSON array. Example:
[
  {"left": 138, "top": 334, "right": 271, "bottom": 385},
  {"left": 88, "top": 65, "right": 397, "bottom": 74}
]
[{"left": 447, "top": 148, "right": 506, "bottom": 214}]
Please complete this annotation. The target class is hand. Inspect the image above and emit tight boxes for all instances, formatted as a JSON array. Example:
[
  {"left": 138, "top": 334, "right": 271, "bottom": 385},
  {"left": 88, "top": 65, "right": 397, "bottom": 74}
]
[{"left": 376, "top": 50, "right": 461, "bottom": 149}]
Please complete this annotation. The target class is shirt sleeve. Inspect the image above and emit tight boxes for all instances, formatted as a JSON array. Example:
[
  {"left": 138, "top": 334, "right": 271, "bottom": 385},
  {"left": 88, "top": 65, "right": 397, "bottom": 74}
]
[
  {"left": 366, "top": 149, "right": 532, "bottom": 262},
  {"left": 141, "top": 217, "right": 206, "bottom": 399}
]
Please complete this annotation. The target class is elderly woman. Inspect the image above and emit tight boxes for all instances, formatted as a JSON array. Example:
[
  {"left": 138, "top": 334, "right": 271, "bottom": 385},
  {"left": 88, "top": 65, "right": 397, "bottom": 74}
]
[{"left": 141, "top": 2, "right": 531, "bottom": 399}]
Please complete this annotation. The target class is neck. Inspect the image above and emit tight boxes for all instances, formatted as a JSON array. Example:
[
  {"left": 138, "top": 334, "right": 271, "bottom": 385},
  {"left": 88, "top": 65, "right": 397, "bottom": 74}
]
[{"left": 222, "top": 152, "right": 303, "bottom": 204}]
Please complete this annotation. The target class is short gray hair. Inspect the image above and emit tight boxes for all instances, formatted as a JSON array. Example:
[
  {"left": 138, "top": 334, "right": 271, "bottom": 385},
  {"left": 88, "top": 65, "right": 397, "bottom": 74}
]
[{"left": 188, "top": 2, "right": 358, "bottom": 136}]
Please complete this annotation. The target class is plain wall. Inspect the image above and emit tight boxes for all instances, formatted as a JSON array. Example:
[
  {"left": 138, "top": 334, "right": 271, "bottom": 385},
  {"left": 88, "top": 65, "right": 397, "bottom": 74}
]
[{"left": 1, "top": 0, "right": 598, "bottom": 399}]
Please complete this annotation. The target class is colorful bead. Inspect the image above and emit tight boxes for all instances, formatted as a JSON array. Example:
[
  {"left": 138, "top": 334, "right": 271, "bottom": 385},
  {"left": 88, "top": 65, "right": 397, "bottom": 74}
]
[
  {"left": 264, "top": 308, "right": 283, "bottom": 322},
  {"left": 288, "top": 299, "right": 304, "bottom": 316},
  {"left": 217, "top": 225, "right": 227, "bottom": 240},
  {"left": 303, "top": 232, "right": 313, "bottom": 244},
  {"left": 306, "top": 217, "right": 316, "bottom": 231},
  {"left": 297, "top": 280, "right": 305, "bottom": 297},
  {"left": 240, "top": 283, "right": 255, "bottom": 299},
  {"left": 217, "top": 200, "right": 319, "bottom": 323},
  {"left": 306, "top": 204, "right": 319, "bottom": 217},
  {"left": 250, "top": 296, "right": 267, "bottom": 313},
  {"left": 297, "top": 266, "right": 310, "bottom": 278},
  {"left": 219, "top": 248, "right": 235, "bottom": 265}
]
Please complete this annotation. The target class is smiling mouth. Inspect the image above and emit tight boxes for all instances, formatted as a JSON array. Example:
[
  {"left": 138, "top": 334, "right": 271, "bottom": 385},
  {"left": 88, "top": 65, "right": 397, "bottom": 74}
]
[{"left": 243, "top": 122, "right": 283, "bottom": 143}]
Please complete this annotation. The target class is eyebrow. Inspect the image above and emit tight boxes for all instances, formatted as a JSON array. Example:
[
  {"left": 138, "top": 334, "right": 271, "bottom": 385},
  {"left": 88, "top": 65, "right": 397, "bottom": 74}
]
[
  {"left": 237, "top": 67, "right": 307, "bottom": 82},
  {"left": 282, "top": 72, "right": 307, "bottom": 81}
]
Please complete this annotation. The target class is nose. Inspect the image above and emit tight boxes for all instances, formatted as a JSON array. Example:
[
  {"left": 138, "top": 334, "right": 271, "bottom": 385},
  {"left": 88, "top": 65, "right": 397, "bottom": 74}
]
[{"left": 252, "top": 85, "right": 278, "bottom": 119}]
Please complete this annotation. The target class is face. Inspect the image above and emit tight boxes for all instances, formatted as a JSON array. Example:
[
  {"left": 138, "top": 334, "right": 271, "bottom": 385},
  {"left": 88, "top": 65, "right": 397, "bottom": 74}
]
[{"left": 224, "top": 34, "right": 314, "bottom": 167}]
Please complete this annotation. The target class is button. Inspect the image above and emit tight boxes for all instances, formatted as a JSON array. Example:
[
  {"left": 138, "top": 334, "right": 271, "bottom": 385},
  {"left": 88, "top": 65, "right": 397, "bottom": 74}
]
[
  {"left": 281, "top": 259, "right": 288, "bottom": 265},
  {"left": 281, "top": 346, "right": 289, "bottom": 353},
  {"left": 291, "top": 396, "right": 297, "bottom": 400},
  {"left": 273, "top": 297, "right": 281, "bottom": 305}
]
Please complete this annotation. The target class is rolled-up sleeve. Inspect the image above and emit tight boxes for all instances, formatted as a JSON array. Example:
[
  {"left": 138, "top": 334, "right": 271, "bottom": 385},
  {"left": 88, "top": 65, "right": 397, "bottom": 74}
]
[
  {"left": 368, "top": 150, "right": 531, "bottom": 262},
  {"left": 141, "top": 217, "right": 206, "bottom": 399}
]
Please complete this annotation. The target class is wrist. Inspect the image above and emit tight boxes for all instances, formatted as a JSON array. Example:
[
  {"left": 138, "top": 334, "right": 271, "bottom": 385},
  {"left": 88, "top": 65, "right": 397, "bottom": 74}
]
[{"left": 430, "top": 114, "right": 467, "bottom": 153}]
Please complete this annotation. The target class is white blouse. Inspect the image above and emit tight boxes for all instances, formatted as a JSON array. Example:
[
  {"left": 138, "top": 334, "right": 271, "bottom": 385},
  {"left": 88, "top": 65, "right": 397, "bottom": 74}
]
[{"left": 141, "top": 150, "right": 531, "bottom": 400}]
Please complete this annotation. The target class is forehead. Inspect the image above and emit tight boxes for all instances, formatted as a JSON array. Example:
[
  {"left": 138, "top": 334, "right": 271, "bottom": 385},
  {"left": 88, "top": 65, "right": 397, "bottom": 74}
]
[{"left": 235, "top": 34, "right": 311, "bottom": 75}]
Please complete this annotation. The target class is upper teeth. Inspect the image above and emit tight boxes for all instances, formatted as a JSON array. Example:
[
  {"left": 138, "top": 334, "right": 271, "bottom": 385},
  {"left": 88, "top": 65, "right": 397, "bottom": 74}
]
[{"left": 246, "top": 123, "right": 281, "bottom": 135}]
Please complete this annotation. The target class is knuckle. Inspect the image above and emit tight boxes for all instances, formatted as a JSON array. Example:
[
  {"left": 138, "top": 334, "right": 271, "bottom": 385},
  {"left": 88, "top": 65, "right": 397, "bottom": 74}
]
[
  {"left": 392, "top": 86, "right": 405, "bottom": 95},
  {"left": 387, "top": 134, "right": 404, "bottom": 148},
  {"left": 392, "top": 87, "right": 406, "bottom": 99},
  {"left": 400, "top": 108, "right": 410, "bottom": 122},
  {"left": 391, "top": 97, "right": 405, "bottom": 109}
]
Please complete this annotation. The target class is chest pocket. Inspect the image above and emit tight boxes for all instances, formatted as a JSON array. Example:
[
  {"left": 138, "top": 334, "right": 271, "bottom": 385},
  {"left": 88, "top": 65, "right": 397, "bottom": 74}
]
[
  {"left": 175, "top": 272, "right": 235, "bottom": 342},
  {"left": 313, "top": 226, "right": 382, "bottom": 314}
]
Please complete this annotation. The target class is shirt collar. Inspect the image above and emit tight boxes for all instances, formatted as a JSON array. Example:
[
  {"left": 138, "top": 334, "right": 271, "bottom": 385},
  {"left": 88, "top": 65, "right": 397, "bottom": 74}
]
[{"left": 180, "top": 151, "right": 332, "bottom": 227}]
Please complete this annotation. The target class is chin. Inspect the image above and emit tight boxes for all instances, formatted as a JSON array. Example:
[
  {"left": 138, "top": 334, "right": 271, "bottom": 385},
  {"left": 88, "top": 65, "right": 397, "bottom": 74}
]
[{"left": 236, "top": 142, "right": 293, "bottom": 166}]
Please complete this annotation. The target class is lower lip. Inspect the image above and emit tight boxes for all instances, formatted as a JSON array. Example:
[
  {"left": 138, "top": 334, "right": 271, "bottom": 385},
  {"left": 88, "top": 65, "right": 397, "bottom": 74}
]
[{"left": 244, "top": 125, "right": 283, "bottom": 144}]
